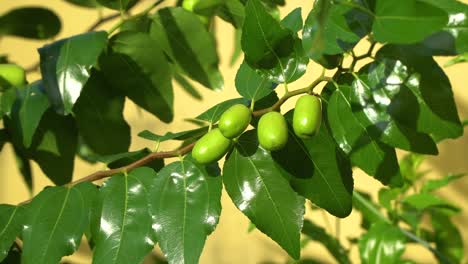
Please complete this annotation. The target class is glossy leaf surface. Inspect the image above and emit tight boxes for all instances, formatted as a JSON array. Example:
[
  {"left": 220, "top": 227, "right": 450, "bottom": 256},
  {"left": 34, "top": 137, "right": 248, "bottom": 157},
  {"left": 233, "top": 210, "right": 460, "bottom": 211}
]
[
  {"left": 150, "top": 157, "right": 222, "bottom": 264},
  {"left": 272, "top": 111, "right": 353, "bottom": 218},
  {"left": 241, "top": 0, "right": 294, "bottom": 70},
  {"left": 22, "top": 183, "right": 96, "bottom": 264},
  {"left": 376, "top": 45, "right": 463, "bottom": 141},
  {"left": 235, "top": 61, "right": 274, "bottom": 101},
  {"left": 303, "top": 0, "right": 373, "bottom": 56},
  {"left": 73, "top": 71, "right": 130, "bottom": 155},
  {"left": 358, "top": 222, "right": 406, "bottom": 264},
  {"left": 100, "top": 31, "right": 174, "bottom": 123},
  {"left": 0, "top": 205, "right": 26, "bottom": 262},
  {"left": 150, "top": 7, "right": 223, "bottom": 91},
  {"left": 328, "top": 84, "right": 402, "bottom": 187},
  {"left": 17, "top": 81, "right": 50, "bottom": 148},
  {"left": 0, "top": 7, "right": 61, "bottom": 39},
  {"left": 39, "top": 31, "right": 107, "bottom": 114},
  {"left": 92, "top": 168, "right": 156, "bottom": 264},
  {"left": 223, "top": 130, "right": 304, "bottom": 259},
  {"left": 350, "top": 61, "right": 438, "bottom": 154},
  {"left": 373, "top": 0, "right": 448, "bottom": 44}
]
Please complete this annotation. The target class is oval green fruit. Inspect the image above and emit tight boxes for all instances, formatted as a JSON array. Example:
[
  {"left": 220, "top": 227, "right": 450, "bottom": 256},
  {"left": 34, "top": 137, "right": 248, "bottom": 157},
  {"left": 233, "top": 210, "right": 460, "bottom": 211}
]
[
  {"left": 219, "top": 104, "right": 252, "bottom": 139},
  {"left": 293, "top": 95, "right": 322, "bottom": 139},
  {"left": 192, "top": 128, "right": 232, "bottom": 164},
  {"left": 0, "top": 64, "right": 26, "bottom": 89},
  {"left": 257, "top": 112, "right": 288, "bottom": 151},
  {"left": 182, "top": 0, "right": 210, "bottom": 25}
]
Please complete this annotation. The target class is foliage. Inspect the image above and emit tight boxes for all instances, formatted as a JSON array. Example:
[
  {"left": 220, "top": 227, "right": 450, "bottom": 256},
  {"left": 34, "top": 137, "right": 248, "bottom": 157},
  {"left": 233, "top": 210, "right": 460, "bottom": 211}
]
[{"left": 0, "top": 0, "right": 467, "bottom": 263}]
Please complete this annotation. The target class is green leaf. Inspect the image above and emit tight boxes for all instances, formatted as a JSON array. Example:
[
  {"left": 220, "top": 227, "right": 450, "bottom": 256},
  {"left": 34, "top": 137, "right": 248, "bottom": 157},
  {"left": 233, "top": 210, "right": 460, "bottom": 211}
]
[
  {"left": 5, "top": 109, "right": 78, "bottom": 185},
  {"left": 358, "top": 222, "right": 406, "bottom": 264},
  {"left": 431, "top": 212, "right": 464, "bottom": 264},
  {"left": 257, "top": 37, "right": 309, "bottom": 84},
  {"left": 241, "top": 0, "right": 294, "bottom": 69},
  {"left": 235, "top": 61, "right": 274, "bottom": 101},
  {"left": 64, "top": 0, "right": 99, "bottom": 8},
  {"left": 223, "top": 130, "right": 305, "bottom": 259},
  {"left": 193, "top": 0, "right": 245, "bottom": 28},
  {"left": 92, "top": 168, "right": 156, "bottom": 264},
  {"left": 174, "top": 72, "right": 202, "bottom": 100},
  {"left": 95, "top": 148, "right": 164, "bottom": 172},
  {"left": 445, "top": 52, "right": 468, "bottom": 67},
  {"left": 230, "top": 29, "right": 243, "bottom": 66},
  {"left": 399, "top": 153, "right": 425, "bottom": 182},
  {"left": 402, "top": 193, "right": 459, "bottom": 214},
  {"left": 281, "top": 8, "right": 303, "bottom": 33},
  {"left": 196, "top": 98, "right": 248, "bottom": 123},
  {"left": 100, "top": 31, "right": 174, "bottom": 123},
  {"left": 421, "top": 174, "right": 466, "bottom": 193},
  {"left": 0, "top": 7, "right": 61, "bottom": 39},
  {"left": 138, "top": 126, "right": 209, "bottom": 143},
  {"left": 351, "top": 62, "right": 438, "bottom": 154},
  {"left": 353, "top": 191, "right": 386, "bottom": 229},
  {"left": 0, "top": 248, "right": 21, "bottom": 264},
  {"left": 272, "top": 111, "right": 353, "bottom": 218},
  {"left": 22, "top": 183, "right": 94, "bottom": 264},
  {"left": 120, "top": 15, "right": 152, "bottom": 33},
  {"left": 150, "top": 156, "right": 222, "bottom": 264},
  {"left": 378, "top": 188, "right": 401, "bottom": 211},
  {"left": 328, "top": 84, "right": 403, "bottom": 187},
  {"left": 97, "top": 0, "right": 138, "bottom": 11},
  {"left": 242, "top": 0, "right": 307, "bottom": 84},
  {"left": 0, "top": 88, "right": 16, "bottom": 117},
  {"left": 373, "top": 0, "right": 448, "bottom": 44},
  {"left": 376, "top": 45, "right": 463, "bottom": 141},
  {"left": 302, "top": 220, "right": 351, "bottom": 264},
  {"left": 38, "top": 31, "right": 108, "bottom": 115},
  {"left": 30, "top": 110, "right": 78, "bottom": 185},
  {"left": 417, "top": 0, "right": 468, "bottom": 54},
  {"left": 303, "top": 0, "right": 373, "bottom": 57},
  {"left": 17, "top": 81, "right": 50, "bottom": 148},
  {"left": 0, "top": 205, "right": 26, "bottom": 262},
  {"left": 150, "top": 7, "right": 224, "bottom": 91},
  {"left": 73, "top": 71, "right": 130, "bottom": 155},
  {"left": 12, "top": 144, "right": 33, "bottom": 192}
]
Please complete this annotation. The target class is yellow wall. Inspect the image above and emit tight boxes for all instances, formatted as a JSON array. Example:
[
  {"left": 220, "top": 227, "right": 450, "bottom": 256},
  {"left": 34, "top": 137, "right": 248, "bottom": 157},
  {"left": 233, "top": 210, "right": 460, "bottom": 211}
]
[{"left": 1, "top": 1, "right": 467, "bottom": 263}]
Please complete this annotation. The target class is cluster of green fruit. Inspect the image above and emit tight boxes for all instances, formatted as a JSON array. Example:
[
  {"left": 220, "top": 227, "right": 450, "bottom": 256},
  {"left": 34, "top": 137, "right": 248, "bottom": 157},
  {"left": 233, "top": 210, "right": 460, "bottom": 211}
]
[{"left": 192, "top": 95, "right": 322, "bottom": 164}]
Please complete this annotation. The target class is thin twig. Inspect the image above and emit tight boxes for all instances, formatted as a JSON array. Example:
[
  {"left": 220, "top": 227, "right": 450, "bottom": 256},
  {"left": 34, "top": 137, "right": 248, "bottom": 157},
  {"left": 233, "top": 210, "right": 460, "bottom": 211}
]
[
  {"left": 252, "top": 76, "right": 331, "bottom": 117},
  {"left": 16, "top": 76, "right": 333, "bottom": 207}
]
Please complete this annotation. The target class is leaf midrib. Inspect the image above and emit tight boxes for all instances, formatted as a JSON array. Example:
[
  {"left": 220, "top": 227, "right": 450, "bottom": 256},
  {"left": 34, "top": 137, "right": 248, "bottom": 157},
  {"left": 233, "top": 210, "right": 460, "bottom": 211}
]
[{"left": 235, "top": 144, "right": 295, "bottom": 253}]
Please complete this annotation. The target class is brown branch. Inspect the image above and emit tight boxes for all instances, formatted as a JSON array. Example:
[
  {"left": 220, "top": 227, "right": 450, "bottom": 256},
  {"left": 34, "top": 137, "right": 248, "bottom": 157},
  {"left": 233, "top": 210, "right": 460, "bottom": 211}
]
[
  {"left": 17, "top": 76, "right": 332, "bottom": 207},
  {"left": 252, "top": 76, "right": 332, "bottom": 117}
]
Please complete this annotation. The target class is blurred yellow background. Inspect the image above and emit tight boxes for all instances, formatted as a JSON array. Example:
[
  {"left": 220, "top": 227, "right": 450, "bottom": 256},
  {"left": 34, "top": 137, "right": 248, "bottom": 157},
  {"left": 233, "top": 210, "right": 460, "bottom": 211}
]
[{"left": 1, "top": 1, "right": 467, "bottom": 263}]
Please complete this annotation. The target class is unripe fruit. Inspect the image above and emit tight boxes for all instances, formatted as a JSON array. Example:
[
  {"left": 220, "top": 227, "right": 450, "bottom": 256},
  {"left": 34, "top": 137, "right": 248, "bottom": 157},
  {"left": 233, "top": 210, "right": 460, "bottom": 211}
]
[
  {"left": 257, "top": 112, "right": 288, "bottom": 151},
  {"left": 192, "top": 128, "right": 232, "bottom": 164},
  {"left": 182, "top": 0, "right": 209, "bottom": 25},
  {"left": 293, "top": 95, "right": 322, "bottom": 139},
  {"left": 0, "top": 64, "right": 26, "bottom": 89},
  {"left": 219, "top": 104, "right": 251, "bottom": 139}
]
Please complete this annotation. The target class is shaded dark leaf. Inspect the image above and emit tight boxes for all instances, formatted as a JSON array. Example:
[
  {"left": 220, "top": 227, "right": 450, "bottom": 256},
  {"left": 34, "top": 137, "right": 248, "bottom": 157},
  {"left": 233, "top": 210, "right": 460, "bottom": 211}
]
[{"left": 0, "top": 8, "right": 61, "bottom": 39}]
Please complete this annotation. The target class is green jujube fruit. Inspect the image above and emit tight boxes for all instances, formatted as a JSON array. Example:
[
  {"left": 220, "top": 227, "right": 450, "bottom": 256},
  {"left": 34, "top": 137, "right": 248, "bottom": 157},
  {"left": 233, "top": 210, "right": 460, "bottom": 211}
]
[
  {"left": 192, "top": 128, "right": 232, "bottom": 164},
  {"left": 182, "top": 0, "right": 210, "bottom": 25},
  {"left": 219, "top": 104, "right": 252, "bottom": 139},
  {"left": 257, "top": 111, "right": 288, "bottom": 151},
  {"left": 293, "top": 95, "right": 322, "bottom": 139},
  {"left": 0, "top": 64, "right": 26, "bottom": 90}
]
